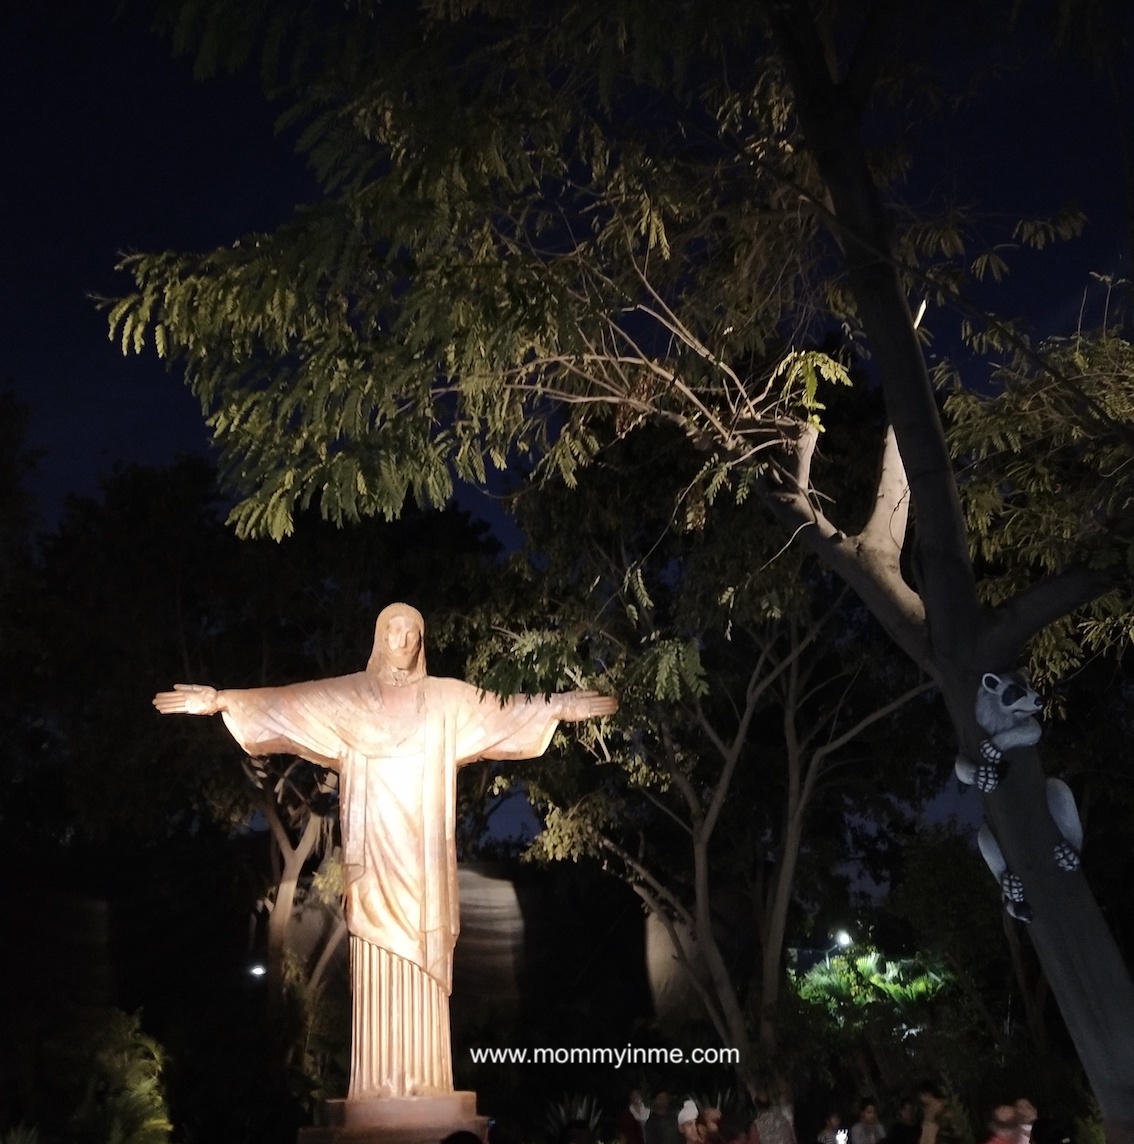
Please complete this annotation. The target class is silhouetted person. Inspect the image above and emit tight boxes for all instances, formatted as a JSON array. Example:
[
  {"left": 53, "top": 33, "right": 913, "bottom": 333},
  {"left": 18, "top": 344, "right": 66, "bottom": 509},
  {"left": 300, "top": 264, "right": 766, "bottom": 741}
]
[
  {"left": 646, "top": 1091, "right": 680, "bottom": 1144},
  {"left": 852, "top": 1101, "right": 885, "bottom": 1144},
  {"left": 818, "top": 1112, "right": 841, "bottom": 1144},
  {"left": 1015, "top": 1097, "right": 1070, "bottom": 1144},
  {"left": 489, "top": 1118, "right": 526, "bottom": 1144},
  {"left": 620, "top": 1089, "right": 650, "bottom": 1144},
  {"left": 559, "top": 1120, "right": 595, "bottom": 1144},
  {"left": 983, "top": 1107, "right": 1018, "bottom": 1144},
  {"left": 678, "top": 1101, "right": 701, "bottom": 1144},
  {"left": 887, "top": 1099, "right": 920, "bottom": 1144},
  {"left": 442, "top": 1132, "right": 484, "bottom": 1144},
  {"left": 917, "top": 1082, "right": 961, "bottom": 1144}
]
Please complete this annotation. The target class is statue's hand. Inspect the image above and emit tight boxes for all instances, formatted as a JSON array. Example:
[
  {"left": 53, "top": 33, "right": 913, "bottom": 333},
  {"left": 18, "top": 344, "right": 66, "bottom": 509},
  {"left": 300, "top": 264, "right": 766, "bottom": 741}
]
[
  {"left": 558, "top": 690, "right": 619, "bottom": 722},
  {"left": 153, "top": 683, "right": 222, "bottom": 716}
]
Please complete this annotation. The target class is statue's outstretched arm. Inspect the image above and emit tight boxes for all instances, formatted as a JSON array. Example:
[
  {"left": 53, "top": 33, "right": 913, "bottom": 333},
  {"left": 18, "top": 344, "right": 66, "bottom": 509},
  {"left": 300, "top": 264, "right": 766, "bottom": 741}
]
[
  {"left": 554, "top": 690, "right": 618, "bottom": 722},
  {"left": 153, "top": 683, "right": 228, "bottom": 716}
]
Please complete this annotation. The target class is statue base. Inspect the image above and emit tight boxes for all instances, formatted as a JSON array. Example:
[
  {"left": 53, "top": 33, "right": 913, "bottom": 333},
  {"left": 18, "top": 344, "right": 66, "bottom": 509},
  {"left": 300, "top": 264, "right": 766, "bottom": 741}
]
[{"left": 298, "top": 1092, "right": 487, "bottom": 1144}]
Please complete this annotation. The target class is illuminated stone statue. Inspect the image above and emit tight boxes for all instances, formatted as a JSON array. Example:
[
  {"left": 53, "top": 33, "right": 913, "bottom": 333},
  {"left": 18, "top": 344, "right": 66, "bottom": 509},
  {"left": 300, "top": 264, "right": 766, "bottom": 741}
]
[{"left": 154, "top": 602, "right": 616, "bottom": 1102}]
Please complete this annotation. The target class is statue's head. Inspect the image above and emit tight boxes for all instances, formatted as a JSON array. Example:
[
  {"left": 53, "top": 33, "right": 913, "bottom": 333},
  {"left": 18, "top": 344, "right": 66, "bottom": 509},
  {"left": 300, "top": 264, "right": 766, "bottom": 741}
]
[{"left": 367, "top": 603, "right": 428, "bottom": 683}]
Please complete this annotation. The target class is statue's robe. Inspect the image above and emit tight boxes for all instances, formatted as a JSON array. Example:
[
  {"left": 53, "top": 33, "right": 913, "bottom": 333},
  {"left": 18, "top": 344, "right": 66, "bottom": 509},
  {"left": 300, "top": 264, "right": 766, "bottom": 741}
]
[{"left": 219, "top": 672, "right": 562, "bottom": 1098}]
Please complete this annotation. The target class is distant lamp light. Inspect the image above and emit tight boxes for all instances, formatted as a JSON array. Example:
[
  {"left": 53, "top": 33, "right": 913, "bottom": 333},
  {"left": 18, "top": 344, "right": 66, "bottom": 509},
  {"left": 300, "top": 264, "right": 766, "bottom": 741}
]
[
  {"left": 825, "top": 930, "right": 853, "bottom": 966},
  {"left": 249, "top": 963, "right": 267, "bottom": 977}
]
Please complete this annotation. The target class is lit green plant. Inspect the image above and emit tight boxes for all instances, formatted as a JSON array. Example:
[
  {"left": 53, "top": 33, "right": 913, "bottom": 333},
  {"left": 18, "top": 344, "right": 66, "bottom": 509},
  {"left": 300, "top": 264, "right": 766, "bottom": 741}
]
[
  {"left": 71, "top": 1010, "right": 172, "bottom": 1144},
  {"left": 792, "top": 948, "right": 950, "bottom": 1022},
  {"left": 1, "top": 1126, "right": 42, "bottom": 1144}
]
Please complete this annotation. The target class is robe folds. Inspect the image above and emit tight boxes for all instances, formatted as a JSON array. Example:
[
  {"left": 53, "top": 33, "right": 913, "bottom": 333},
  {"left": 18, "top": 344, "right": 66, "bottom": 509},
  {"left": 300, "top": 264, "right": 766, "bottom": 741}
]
[{"left": 218, "top": 671, "right": 563, "bottom": 1096}]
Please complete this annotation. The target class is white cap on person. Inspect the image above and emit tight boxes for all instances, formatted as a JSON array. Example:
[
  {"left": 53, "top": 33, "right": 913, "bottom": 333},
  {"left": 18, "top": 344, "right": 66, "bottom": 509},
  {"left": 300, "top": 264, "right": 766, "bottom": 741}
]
[{"left": 678, "top": 1101, "right": 699, "bottom": 1127}]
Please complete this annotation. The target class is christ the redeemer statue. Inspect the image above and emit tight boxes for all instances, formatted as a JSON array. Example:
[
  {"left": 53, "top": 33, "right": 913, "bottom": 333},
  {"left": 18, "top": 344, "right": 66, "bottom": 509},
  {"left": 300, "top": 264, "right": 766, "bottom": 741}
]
[{"left": 154, "top": 602, "right": 617, "bottom": 1102}]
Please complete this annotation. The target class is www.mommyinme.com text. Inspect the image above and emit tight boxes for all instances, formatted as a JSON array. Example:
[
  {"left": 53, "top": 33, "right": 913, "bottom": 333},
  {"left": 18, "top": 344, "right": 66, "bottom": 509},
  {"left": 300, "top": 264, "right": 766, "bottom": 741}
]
[{"left": 468, "top": 1045, "right": 739, "bottom": 1068}]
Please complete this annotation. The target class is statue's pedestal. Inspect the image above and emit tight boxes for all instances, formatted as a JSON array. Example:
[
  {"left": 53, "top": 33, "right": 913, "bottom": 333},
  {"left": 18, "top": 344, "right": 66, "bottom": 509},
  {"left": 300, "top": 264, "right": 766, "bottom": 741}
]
[{"left": 298, "top": 1092, "right": 487, "bottom": 1144}]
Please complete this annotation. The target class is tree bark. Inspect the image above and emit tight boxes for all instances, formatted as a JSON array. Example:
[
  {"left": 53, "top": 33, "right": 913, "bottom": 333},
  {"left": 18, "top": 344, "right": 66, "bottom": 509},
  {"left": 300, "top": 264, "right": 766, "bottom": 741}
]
[
  {"left": 769, "top": 3, "right": 1134, "bottom": 1133},
  {"left": 262, "top": 797, "right": 323, "bottom": 1002},
  {"left": 759, "top": 806, "right": 803, "bottom": 1051}
]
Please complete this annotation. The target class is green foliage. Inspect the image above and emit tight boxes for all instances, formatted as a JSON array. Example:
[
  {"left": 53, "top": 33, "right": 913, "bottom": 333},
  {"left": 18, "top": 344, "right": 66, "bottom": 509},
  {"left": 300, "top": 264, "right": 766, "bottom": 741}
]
[
  {"left": 465, "top": 424, "right": 936, "bottom": 1066},
  {"left": 946, "top": 324, "right": 1134, "bottom": 685},
  {"left": 791, "top": 947, "right": 950, "bottom": 1019},
  {"left": 107, "top": 0, "right": 881, "bottom": 539},
  {"left": 0, "top": 1128, "right": 42, "bottom": 1144},
  {"left": 886, "top": 823, "right": 1007, "bottom": 1003},
  {"left": 281, "top": 950, "right": 350, "bottom": 1111},
  {"left": 787, "top": 946, "right": 986, "bottom": 1114},
  {"left": 69, "top": 1011, "right": 172, "bottom": 1144},
  {"left": 310, "top": 848, "right": 344, "bottom": 905}
]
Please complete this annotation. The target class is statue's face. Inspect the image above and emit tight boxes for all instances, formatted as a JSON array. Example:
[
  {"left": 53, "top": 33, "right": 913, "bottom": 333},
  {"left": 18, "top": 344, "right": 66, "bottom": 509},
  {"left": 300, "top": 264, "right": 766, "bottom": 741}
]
[{"left": 384, "top": 613, "right": 423, "bottom": 671}]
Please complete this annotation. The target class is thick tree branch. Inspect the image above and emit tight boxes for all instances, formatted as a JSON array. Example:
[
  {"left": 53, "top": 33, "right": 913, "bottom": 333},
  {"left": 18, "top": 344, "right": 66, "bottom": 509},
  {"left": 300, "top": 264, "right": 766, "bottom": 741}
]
[
  {"left": 772, "top": 2, "right": 979, "bottom": 664},
  {"left": 842, "top": 0, "right": 902, "bottom": 114},
  {"left": 762, "top": 437, "right": 931, "bottom": 672},
  {"left": 980, "top": 566, "right": 1118, "bottom": 667},
  {"left": 659, "top": 718, "right": 705, "bottom": 827},
  {"left": 859, "top": 424, "right": 910, "bottom": 551},
  {"left": 309, "top": 916, "right": 348, "bottom": 994}
]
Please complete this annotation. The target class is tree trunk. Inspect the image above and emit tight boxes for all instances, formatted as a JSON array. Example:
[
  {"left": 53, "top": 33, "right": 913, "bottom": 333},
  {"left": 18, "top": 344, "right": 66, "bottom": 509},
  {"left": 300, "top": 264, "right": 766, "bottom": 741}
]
[
  {"left": 1002, "top": 902, "right": 1046, "bottom": 1047},
  {"left": 263, "top": 801, "right": 322, "bottom": 1002},
  {"left": 309, "top": 916, "right": 348, "bottom": 995},
  {"left": 759, "top": 809, "right": 803, "bottom": 1051},
  {"left": 770, "top": 7, "right": 1134, "bottom": 1135}
]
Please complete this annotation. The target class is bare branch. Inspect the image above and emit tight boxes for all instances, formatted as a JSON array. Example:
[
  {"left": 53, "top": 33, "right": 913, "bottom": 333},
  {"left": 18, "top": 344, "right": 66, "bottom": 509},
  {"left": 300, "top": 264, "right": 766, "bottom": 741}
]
[
  {"left": 309, "top": 917, "right": 348, "bottom": 994},
  {"left": 659, "top": 719, "right": 705, "bottom": 827},
  {"left": 694, "top": 697, "right": 732, "bottom": 764},
  {"left": 804, "top": 679, "right": 936, "bottom": 802},
  {"left": 638, "top": 784, "right": 695, "bottom": 837},
  {"left": 762, "top": 443, "right": 932, "bottom": 673},
  {"left": 860, "top": 423, "right": 911, "bottom": 553},
  {"left": 599, "top": 835, "right": 693, "bottom": 929}
]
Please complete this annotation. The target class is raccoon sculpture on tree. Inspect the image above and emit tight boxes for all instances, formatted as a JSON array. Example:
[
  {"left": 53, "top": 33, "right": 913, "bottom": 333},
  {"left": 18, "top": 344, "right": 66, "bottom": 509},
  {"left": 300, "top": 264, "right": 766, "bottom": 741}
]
[
  {"left": 961, "top": 672, "right": 1087, "bottom": 924},
  {"left": 978, "top": 824, "right": 1033, "bottom": 923},
  {"left": 954, "top": 671, "right": 1043, "bottom": 793}
]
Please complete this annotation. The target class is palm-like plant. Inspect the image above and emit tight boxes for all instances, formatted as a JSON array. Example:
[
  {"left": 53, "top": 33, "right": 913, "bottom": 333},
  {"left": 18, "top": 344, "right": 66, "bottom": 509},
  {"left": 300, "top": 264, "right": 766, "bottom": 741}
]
[{"left": 545, "top": 1093, "right": 604, "bottom": 1142}]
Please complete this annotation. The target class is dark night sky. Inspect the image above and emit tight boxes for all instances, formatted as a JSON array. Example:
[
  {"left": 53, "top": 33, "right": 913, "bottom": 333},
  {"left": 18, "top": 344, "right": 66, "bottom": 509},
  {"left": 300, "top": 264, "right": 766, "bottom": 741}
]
[
  {"left": 2, "top": 0, "right": 313, "bottom": 525},
  {"left": 2, "top": 0, "right": 1131, "bottom": 530}
]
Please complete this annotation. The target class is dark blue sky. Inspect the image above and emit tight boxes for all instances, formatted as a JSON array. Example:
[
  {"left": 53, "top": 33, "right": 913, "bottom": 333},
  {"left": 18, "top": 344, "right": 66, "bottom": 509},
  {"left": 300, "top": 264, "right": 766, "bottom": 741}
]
[
  {"left": 2, "top": 0, "right": 1131, "bottom": 528},
  {"left": 2, "top": 0, "right": 313, "bottom": 524}
]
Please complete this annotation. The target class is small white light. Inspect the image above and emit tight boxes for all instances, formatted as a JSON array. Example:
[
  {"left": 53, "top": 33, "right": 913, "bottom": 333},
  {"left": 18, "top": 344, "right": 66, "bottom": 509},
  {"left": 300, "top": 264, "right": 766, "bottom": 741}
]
[
  {"left": 836, "top": 930, "right": 852, "bottom": 948},
  {"left": 249, "top": 963, "right": 267, "bottom": 977}
]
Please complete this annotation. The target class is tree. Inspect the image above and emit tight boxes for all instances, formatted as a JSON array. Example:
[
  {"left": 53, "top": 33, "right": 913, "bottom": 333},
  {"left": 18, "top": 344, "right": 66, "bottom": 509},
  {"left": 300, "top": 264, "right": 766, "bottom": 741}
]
[
  {"left": 110, "top": 1, "right": 1134, "bottom": 1132},
  {"left": 789, "top": 946, "right": 972, "bottom": 1105},
  {"left": 470, "top": 425, "right": 934, "bottom": 1077},
  {"left": 761, "top": 10, "right": 1134, "bottom": 1137}
]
